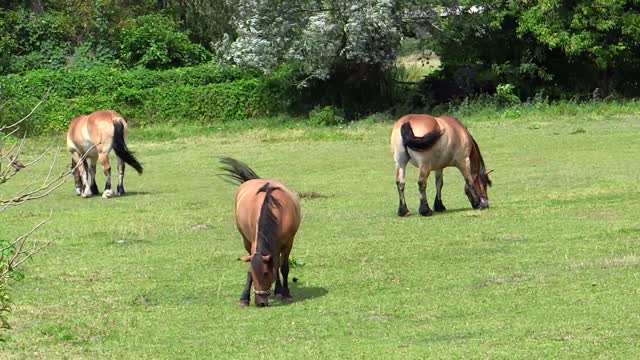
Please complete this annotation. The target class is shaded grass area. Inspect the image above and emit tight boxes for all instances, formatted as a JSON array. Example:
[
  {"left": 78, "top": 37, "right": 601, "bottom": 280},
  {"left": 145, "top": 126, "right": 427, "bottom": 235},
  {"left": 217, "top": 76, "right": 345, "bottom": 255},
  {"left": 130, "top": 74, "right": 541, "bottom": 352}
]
[{"left": 1, "top": 112, "right": 640, "bottom": 359}]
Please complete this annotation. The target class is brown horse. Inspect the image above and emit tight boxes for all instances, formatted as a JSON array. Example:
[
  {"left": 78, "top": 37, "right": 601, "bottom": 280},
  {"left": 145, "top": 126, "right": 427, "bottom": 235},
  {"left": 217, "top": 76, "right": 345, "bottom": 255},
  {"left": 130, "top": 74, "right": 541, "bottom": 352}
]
[
  {"left": 390, "top": 114, "right": 492, "bottom": 216},
  {"left": 220, "top": 157, "right": 301, "bottom": 307},
  {"left": 66, "top": 110, "right": 143, "bottom": 198}
]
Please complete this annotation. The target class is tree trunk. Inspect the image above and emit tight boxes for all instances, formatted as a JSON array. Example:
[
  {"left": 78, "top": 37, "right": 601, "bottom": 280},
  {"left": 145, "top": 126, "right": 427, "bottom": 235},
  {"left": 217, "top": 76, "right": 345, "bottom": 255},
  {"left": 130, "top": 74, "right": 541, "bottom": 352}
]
[{"left": 26, "top": 0, "right": 44, "bottom": 13}]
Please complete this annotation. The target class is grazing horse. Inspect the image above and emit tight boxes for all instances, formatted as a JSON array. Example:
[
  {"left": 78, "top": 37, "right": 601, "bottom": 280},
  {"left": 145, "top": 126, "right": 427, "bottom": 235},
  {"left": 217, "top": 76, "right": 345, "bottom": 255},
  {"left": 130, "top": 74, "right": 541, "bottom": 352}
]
[
  {"left": 66, "top": 110, "right": 143, "bottom": 198},
  {"left": 220, "top": 157, "right": 301, "bottom": 307},
  {"left": 390, "top": 114, "right": 492, "bottom": 217}
]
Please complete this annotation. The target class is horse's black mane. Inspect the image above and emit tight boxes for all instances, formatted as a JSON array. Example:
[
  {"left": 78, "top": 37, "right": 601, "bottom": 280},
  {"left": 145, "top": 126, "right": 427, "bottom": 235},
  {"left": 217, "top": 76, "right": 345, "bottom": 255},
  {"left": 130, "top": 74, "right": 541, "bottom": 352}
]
[
  {"left": 470, "top": 135, "right": 492, "bottom": 187},
  {"left": 255, "top": 182, "right": 281, "bottom": 257}
]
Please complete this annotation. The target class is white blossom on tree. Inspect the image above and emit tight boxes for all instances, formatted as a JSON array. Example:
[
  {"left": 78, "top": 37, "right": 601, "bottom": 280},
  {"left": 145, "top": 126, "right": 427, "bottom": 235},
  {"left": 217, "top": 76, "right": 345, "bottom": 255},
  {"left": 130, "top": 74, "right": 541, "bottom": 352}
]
[{"left": 220, "top": 0, "right": 403, "bottom": 83}]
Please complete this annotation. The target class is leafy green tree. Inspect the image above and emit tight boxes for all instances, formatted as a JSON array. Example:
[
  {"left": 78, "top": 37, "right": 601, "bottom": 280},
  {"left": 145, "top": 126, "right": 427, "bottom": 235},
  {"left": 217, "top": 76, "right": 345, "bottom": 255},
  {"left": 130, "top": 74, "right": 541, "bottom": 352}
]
[
  {"left": 119, "top": 14, "right": 211, "bottom": 69},
  {"left": 426, "top": 0, "right": 640, "bottom": 100}
]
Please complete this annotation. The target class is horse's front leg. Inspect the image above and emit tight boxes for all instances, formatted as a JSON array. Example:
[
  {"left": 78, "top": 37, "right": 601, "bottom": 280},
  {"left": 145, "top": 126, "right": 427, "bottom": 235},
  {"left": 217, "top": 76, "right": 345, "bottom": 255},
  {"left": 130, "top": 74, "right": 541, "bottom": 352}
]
[
  {"left": 71, "top": 153, "right": 83, "bottom": 196},
  {"left": 434, "top": 170, "right": 446, "bottom": 212},
  {"left": 239, "top": 271, "right": 252, "bottom": 307},
  {"left": 273, "top": 253, "right": 284, "bottom": 297},
  {"left": 395, "top": 153, "right": 410, "bottom": 217},
  {"left": 418, "top": 163, "right": 433, "bottom": 216},
  {"left": 458, "top": 158, "right": 482, "bottom": 209},
  {"left": 279, "top": 249, "right": 292, "bottom": 300},
  {"left": 80, "top": 159, "right": 93, "bottom": 198}
]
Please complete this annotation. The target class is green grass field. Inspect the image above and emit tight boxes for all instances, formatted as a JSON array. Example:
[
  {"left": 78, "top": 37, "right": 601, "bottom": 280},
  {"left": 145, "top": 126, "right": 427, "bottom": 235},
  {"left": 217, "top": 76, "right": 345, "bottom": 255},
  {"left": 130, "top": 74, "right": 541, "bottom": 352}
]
[{"left": 1, "top": 109, "right": 640, "bottom": 359}]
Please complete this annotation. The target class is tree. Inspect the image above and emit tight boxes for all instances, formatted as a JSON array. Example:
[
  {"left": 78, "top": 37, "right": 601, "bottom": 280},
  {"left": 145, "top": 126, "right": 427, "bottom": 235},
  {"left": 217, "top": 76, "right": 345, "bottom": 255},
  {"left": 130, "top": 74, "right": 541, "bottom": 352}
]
[
  {"left": 219, "top": 0, "right": 403, "bottom": 115},
  {"left": 424, "top": 0, "right": 640, "bottom": 101}
]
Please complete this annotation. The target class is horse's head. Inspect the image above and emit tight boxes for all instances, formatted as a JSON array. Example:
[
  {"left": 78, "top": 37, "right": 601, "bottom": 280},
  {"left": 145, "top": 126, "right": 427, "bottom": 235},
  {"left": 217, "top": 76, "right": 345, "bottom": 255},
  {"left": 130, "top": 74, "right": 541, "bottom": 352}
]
[
  {"left": 465, "top": 170, "right": 492, "bottom": 209},
  {"left": 240, "top": 253, "right": 274, "bottom": 307}
]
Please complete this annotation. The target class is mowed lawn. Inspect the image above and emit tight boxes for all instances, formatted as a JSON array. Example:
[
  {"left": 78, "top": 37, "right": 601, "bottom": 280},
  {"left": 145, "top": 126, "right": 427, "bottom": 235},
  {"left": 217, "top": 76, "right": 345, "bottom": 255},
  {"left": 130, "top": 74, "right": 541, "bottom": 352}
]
[{"left": 1, "top": 115, "right": 640, "bottom": 359}]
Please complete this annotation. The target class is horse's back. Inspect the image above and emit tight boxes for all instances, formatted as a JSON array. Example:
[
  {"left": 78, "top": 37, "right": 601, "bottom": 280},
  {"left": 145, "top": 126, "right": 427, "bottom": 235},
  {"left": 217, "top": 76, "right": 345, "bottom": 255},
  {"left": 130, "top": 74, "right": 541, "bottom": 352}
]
[
  {"left": 392, "top": 114, "right": 440, "bottom": 137},
  {"left": 391, "top": 113, "right": 473, "bottom": 170},
  {"left": 67, "top": 110, "right": 126, "bottom": 154},
  {"left": 235, "top": 179, "right": 301, "bottom": 245}
]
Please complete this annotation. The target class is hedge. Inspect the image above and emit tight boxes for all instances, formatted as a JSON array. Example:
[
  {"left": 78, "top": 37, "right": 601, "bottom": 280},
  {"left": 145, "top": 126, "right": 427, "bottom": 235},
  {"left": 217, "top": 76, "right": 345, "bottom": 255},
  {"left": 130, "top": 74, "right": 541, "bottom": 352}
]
[{"left": 0, "top": 64, "right": 293, "bottom": 134}]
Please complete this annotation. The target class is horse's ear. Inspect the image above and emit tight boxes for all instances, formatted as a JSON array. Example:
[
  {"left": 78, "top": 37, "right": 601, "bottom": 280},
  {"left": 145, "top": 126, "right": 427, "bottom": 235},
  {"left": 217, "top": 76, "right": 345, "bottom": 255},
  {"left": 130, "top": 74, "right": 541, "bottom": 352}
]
[
  {"left": 261, "top": 254, "right": 272, "bottom": 262},
  {"left": 238, "top": 255, "right": 251, "bottom": 262}
]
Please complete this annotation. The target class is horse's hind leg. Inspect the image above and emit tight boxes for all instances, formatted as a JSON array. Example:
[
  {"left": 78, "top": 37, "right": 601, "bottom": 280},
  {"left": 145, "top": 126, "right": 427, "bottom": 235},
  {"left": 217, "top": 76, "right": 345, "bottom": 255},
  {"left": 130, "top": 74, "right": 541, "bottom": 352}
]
[
  {"left": 395, "top": 151, "right": 410, "bottom": 217},
  {"left": 434, "top": 170, "right": 446, "bottom": 212},
  {"left": 418, "top": 163, "right": 433, "bottom": 216},
  {"left": 239, "top": 271, "right": 252, "bottom": 307},
  {"left": 115, "top": 157, "right": 125, "bottom": 196},
  {"left": 99, "top": 152, "right": 113, "bottom": 198}
]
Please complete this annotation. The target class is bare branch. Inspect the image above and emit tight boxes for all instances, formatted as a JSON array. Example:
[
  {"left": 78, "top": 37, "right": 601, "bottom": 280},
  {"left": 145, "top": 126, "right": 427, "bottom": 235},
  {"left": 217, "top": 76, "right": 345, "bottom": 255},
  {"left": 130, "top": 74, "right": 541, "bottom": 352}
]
[
  {"left": 0, "top": 99, "right": 12, "bottom": 112},
  {"left": 0, "top": 210, "right": 53, "bottom": 279},
  {"left": 0, "top": 90, "right": 48, "bottom": 133},
  {"left": 0, "top": 144, "right": 95, "bottom": 206}
]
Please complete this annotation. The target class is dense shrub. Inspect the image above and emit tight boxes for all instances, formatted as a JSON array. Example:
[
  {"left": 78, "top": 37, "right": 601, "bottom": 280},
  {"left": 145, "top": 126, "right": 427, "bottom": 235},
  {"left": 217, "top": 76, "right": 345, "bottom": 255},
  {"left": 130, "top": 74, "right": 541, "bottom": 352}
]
[
  {"left": 0, "top": 65, "right": 291, "bottom": 134},
  {"left": 0, "top": 64, "right": 258, "bottom": 100}
]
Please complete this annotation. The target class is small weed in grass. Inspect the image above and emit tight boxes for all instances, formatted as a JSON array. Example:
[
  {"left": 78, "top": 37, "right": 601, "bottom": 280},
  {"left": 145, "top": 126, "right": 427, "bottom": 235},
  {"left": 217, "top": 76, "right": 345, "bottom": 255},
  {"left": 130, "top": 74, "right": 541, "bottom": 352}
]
[
  {"left": 298, "top": 191, "right": 332, "bottom": 199},
  {"left": 288, "top": 256, "right": 306, "bottom": 268}
]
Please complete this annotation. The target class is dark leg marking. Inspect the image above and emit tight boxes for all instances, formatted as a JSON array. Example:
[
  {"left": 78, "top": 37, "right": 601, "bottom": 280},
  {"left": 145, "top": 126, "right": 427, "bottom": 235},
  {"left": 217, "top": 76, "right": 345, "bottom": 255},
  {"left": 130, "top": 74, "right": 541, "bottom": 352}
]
[
  {"left": 90, "top": 181, "right": 99, "bottom": 195},
  {"left": 239, "top": 271, "right": 252, "bottom": 306},
  {"left": 274, "top": 266, "right": 283, "bottom": 296},
  {"left": 418, "top": 178, "right": 433, "bottom": 216},
  {"left": 434, "top": 171, "right": 446, "bottom": 212},
  {"left": 280, "top": 260, "right": 291, "bottom": 299},
  {"left": 396, "top": 181, "right": 409, "bottom": 217},
  {"left": 116, "top": 159, "right": 125, "bottom": 196}
]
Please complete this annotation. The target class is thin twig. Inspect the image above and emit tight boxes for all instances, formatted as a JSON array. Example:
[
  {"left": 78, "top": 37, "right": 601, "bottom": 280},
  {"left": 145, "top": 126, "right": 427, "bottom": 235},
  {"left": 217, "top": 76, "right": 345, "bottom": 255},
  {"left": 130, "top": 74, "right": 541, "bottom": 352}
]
[
  {"left": 0, "top": 144, "right": 95, "bottom": 206},
  {"left": 25, "top": 147, "right": 53, "bottom": 167},
  {"left": 0, "top": 211, "right": 53, "bottom": 278},
  {"left": 0, "top": 91, "right": 49, "bottom": 133}
]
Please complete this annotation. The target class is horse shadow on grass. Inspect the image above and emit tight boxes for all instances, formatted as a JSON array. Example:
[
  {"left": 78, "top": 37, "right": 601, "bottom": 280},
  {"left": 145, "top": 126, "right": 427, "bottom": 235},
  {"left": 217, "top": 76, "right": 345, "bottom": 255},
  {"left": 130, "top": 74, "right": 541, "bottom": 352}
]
[
  {"left": 83, "top": 191, "right": 151, "bottom": 199},
  {"left": 121, "top": 191, "right": 151, "bottom": 196},
  {"left": 272, "top": 283, "right": 328, "bottom": 306},
  {"left": 402, "top": 207, "right": 478, "bottom": 217}
]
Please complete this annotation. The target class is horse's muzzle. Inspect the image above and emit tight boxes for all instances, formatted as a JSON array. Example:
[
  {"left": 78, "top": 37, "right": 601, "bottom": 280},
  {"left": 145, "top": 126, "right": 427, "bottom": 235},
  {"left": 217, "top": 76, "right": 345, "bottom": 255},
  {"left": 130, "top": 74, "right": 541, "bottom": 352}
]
[{"left": 479, "top": 198, "right": 489, "bottom": 209}]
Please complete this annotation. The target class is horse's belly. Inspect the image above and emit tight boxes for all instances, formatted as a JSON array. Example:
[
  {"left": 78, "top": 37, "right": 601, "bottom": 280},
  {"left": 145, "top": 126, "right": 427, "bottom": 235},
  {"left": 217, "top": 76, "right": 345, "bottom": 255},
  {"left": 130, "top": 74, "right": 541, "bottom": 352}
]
[{"left": 410, "top": 150, "right": 455, "bottom": 171}]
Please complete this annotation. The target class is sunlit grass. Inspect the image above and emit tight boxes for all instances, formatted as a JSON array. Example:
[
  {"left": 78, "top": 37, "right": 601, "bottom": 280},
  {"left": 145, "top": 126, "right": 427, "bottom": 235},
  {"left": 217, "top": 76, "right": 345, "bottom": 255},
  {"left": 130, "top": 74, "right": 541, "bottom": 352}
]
[{"left": 1, "top": 111, "right": 639, "bottom": 359}]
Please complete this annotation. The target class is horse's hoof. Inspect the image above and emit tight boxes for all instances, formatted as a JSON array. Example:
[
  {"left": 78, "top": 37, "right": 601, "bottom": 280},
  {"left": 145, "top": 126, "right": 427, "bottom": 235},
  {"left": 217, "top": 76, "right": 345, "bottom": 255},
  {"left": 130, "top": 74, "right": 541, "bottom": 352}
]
[
  {"left": 434, "top": 202, "right": 447, "bottom": 212},
  {"left": 277, "top": 294, "right": 293, "bottom": 303},
  {"left": 75, "top": 188, "right": 82, "bottom": 196},
  {"left": 239, "top": 300, "right": 249, "bottom": 307},
  {"left": 397, "top": 207, "right": 410, "bottom": 217},
  {"left": 81, "top": 193, "right": 92, "bottom": 198},
  {"left": 102, "top": 190, "right": 113, "bottom": 199},
  {"left": 419, "top": 207, "right": 434, "bottom": 216}
]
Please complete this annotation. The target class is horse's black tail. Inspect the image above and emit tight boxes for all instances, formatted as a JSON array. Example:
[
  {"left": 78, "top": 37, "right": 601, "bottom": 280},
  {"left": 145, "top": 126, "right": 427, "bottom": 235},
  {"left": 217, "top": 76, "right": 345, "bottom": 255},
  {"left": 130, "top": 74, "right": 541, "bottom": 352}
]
[
  {"left": 112, "top": 119, "right": 143, "bottom": 174},
  {"left": 219, "top": 157, "right": 260, "bottom": 185},
  {"left": 400, "top": 121, "right": 443, "bottom": 152}
]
